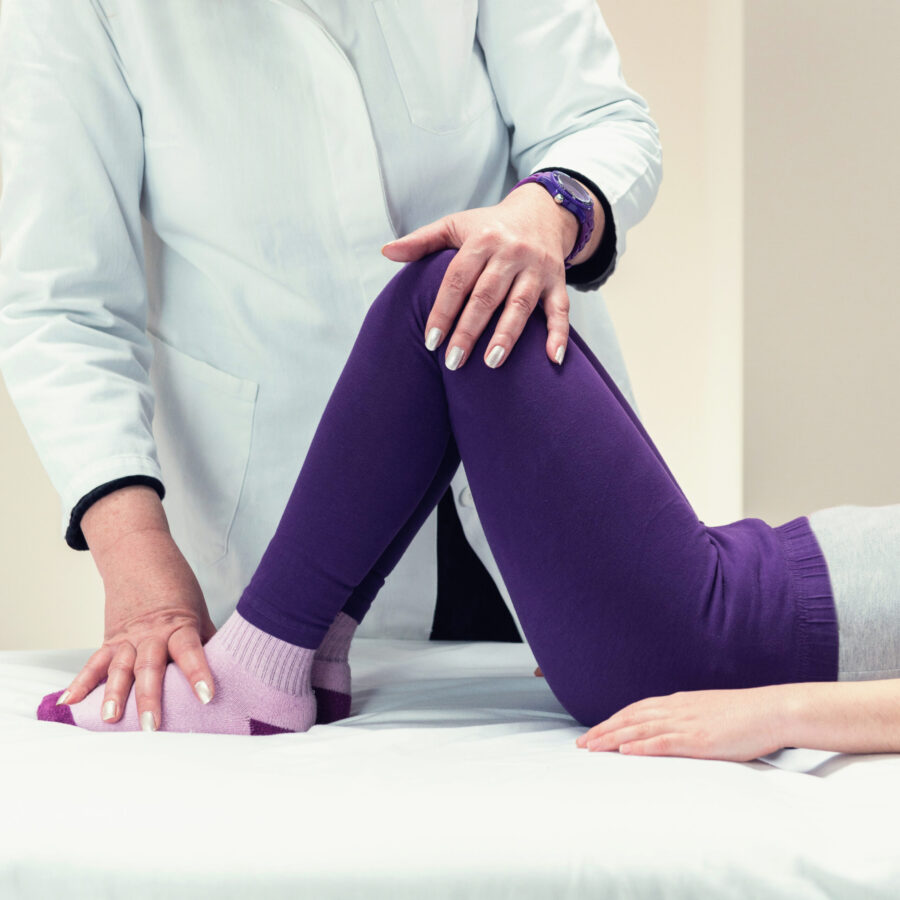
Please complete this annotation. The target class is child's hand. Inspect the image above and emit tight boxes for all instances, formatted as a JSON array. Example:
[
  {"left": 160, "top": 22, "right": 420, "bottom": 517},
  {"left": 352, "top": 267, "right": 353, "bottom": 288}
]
[{"left": 575, "top": 686, "right": 787, "bottom": 761}]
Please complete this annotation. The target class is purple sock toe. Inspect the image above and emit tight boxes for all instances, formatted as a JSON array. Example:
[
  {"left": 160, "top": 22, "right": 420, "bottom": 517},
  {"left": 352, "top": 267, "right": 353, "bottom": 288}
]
[
  {"left": 37, "top": 690, "right": 76, "bottom": 726},
  {"left": 314, "top": 687, "right": 351, "bottom": 724}
]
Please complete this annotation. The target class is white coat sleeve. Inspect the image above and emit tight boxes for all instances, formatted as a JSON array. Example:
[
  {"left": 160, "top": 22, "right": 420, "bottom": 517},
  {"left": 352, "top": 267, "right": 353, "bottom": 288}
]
[
  {"left": 476, "top": 0, "right": 663, "bottom": 290},
  {"left": 0, "top": 0, "right": 163, "bottom": 543}
]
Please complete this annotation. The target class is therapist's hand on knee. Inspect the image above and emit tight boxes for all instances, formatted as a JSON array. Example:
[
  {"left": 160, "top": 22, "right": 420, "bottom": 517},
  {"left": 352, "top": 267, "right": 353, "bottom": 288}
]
[
  {"left": 381, "top": 178, "right": 604, "bottom": 371},
  {"left": 58, "top": 485, "right": 218, "bottom": 730}
]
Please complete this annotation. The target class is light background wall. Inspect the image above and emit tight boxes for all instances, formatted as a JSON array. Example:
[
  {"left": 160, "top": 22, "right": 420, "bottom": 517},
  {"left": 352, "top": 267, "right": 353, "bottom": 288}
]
[
  {"left": 743, "top": 0, "right": 900, "bottom": 522},
  {"left": 1, "top": 1, "right": 897, "bottom": 650}
]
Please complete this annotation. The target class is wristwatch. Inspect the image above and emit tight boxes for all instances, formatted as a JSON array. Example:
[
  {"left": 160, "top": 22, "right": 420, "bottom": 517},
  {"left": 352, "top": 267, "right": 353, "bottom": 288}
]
[{"left": 512, "top": 169, "right": 595, "bottom": 267}]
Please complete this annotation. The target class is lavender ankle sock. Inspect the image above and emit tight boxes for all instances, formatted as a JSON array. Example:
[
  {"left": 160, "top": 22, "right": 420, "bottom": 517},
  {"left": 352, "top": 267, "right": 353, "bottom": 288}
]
[
  {"left": 36, "top": 611, "right": 316, "bottom": 735},
  {"left": 312, "top": 612, "right": 358, "bottom": 724}
]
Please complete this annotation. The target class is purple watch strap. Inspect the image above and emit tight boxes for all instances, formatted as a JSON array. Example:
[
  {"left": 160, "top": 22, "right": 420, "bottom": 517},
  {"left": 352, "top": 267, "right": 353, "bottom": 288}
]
[{"left": 512, "top": 170, "right": 595, "bottom": 266}]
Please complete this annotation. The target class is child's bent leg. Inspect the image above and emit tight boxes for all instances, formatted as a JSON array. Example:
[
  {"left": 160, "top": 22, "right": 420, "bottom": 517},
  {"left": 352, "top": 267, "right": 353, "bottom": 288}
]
[
  {"left": 311, "top": 437, "right": 461, "bottom": 723},
  {"left": 236, "top": 248, "right": 838, "bottom": 728},
  {"left": 319, "top": 293, "right": 699, "bottom": 719}
]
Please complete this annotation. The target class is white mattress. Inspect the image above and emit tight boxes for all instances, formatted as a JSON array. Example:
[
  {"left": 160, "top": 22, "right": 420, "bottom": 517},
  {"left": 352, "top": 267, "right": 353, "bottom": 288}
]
[{"left": 2, "top": 638, "right": 898, "bottom": 898}]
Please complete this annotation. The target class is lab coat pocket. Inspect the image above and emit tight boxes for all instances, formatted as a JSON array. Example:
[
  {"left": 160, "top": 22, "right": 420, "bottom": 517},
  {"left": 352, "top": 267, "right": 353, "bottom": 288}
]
[
  {"left": 372, "top": 0, "right": 495, "bottom": 135},
  {"left": 147, "top": 332, "right": 259, "bottom": 568}
]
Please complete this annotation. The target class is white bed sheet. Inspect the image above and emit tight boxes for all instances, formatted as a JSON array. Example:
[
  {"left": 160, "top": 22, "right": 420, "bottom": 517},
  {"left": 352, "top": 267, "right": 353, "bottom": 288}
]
[{"left": 1, "top": 638, "right": 897, "bottom": 899}]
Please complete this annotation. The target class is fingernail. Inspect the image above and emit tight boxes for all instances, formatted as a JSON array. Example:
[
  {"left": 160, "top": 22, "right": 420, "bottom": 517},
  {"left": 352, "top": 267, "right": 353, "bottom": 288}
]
[
  {"left": 56, "top": 690, "right": 71, "bottom": 706},
  {"left": 555, "top": 344, "right": 565, "bottom": 365},
  {"left": 445, "top": 346, "right": 464, "bottom": 370},
  {"left": 195, "top": 680, "right": 212, "bottom": 704},
  {"left": 486, "top": 345, "right": 505, "bottom": 368},
  {"left": 102, "top": 700, "right": 117, "bottom": 721},
  {"left": 425, "top": 327, "right": 443, "bottom": 351},
  {"left": 141, "top": 711, "right": 157, "bottom": 732}
]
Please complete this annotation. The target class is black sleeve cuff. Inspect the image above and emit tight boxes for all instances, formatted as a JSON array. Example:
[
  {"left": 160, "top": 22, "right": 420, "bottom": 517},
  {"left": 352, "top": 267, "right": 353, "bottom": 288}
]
[
  {"left": 66, "top": 475, "right": 166, "bottom": 551},
  {"left": 532, "top": 165, "right": 618, "bottom": 291}
]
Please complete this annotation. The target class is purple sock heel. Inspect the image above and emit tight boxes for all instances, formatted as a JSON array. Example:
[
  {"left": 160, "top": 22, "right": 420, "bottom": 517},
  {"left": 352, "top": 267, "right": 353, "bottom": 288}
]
[{"left": 314, "top": 686, "right": 351, "bottom": 724}]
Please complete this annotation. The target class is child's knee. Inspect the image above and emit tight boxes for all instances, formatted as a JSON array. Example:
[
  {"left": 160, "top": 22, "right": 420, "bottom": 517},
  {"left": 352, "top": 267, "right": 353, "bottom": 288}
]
[{"left": 378, "top": 248, "right": 460, "bottom": 327}]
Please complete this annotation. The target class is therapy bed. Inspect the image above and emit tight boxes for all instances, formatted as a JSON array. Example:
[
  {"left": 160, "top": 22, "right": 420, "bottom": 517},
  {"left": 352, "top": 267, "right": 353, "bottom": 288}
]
[{"left": 1, "top": 637, "right": 897, "bottom": 898}]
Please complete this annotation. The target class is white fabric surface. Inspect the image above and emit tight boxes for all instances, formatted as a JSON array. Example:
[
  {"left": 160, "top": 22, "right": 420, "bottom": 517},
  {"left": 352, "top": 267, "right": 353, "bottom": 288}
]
[{"left": 1, "top": 639, "right": 897, "bottom": 898}]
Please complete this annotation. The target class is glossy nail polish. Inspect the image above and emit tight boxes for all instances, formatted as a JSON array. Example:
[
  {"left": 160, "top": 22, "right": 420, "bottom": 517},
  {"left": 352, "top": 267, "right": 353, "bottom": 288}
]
[
  {"left": 486, "top": 345, "right": 505, "bottom": 368},
  {"left": 445, "top": 346, "right": 464, "bottom": 370}
]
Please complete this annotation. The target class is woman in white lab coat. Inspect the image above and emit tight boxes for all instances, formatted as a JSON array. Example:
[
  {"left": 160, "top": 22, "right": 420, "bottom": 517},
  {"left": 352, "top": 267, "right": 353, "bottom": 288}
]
[{"left": 0, "top": 0, "right": 661, "bottom": 723}]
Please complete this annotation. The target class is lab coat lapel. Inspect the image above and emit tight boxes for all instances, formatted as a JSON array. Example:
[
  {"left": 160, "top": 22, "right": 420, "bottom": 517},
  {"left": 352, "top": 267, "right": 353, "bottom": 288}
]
[{"left": 261, "top": 0, "right": 401, "bottom": 299}]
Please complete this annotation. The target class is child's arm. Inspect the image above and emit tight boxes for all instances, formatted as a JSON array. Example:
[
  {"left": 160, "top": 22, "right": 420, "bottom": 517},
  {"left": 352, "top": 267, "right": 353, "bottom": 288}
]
[
  {"left": 779, "top": 678, "right": 900, "bottom": 755},
  {"left": 575, "top": 679, "right": 900, "bottom": 760}
]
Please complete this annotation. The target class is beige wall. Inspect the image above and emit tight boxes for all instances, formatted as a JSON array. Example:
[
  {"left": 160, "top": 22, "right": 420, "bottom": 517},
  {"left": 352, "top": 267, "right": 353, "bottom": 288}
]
[
  {"left": 1, "top": 1, "right": 895, "bottom": 650},
  {"left": 744, "top": 0, "right": 900, "bottom": 521},
  {"left": 0, "top": 1, "right": 106, "bottom": 653},
  {"left": 599, "top": 0, "right": 744, "bottom": 529}
]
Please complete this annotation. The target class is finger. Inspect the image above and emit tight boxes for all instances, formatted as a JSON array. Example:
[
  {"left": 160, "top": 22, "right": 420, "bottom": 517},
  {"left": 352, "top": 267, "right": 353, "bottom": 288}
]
[
  {"left": 587, "top": 721, "right": 662, "bottom": 750},
  {"left": 586, "top": 721, "right": 670, "bottom": 752},
  {"left": 543, "top": 276, "right": 571, "bottom": 366},
  {"left": 444, "top": 262, "right": 517, "bottom": 371},
  {"left": 423, "top": 245, "right": 489, "bottom": 361},
  {"left": 481, "top": 270, "right": 542, "bottom": 369},
  {"left": 168, "top": 624, "right": 215, "bottom": 704},
  {"left": 618, "top": 733, "right": 691, "bottom": 758},
  {"left": 382, "top": 216, "right": 455, "bottom": 261},
  {"left": 63, "top": 645, "right": 114, "bottom": 703},
  {"left": 534, "top": 666, "right": 544, "bottom": 677},
  {"left": 100, "top": 642, "right": 137, "bottom": 722},
  {"left": 133, "top": 637, "right": 169, "bottom": 731},
  {"left": 578, "top": 715, "right": 633, "bottom": 746},
  {"left": 576, "top": 702, "right": 664, "bottom": 746}
]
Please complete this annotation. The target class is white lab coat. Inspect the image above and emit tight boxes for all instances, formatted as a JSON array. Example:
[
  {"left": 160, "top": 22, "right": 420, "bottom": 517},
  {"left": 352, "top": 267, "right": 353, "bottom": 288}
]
[{"left": 0, "top": 0, "right": 661, "bottom": 638}]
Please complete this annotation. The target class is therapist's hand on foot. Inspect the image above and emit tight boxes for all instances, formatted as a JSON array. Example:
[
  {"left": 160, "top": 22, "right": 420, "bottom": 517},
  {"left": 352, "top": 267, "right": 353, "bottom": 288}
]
[
  {"left": 381, "top": 178, "right": 604, "bottom": 370},
  {"left": 575, "top": 685, "right": 788, "bottom": 762},
  {"left": 57, "top": 485, "right": 218, "bottom": 730}
]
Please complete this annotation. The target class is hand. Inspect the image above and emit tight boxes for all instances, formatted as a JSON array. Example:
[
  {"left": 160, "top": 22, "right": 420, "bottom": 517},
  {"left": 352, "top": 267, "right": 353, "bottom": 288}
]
[
  {"left": 381, "top": 180, "right": 604, "bottom": 370},
  {"left": 59, "top": 487, "right": 218, "bottom": 730},
  {"left": 574, "top": 685, "right": 788, "bottom": 762}
]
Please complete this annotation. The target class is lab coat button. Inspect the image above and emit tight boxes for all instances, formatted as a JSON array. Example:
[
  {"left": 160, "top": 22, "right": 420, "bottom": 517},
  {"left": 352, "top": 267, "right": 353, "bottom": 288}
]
[{"left": 458, "top": 485, "right": 474, "bottom": 507}]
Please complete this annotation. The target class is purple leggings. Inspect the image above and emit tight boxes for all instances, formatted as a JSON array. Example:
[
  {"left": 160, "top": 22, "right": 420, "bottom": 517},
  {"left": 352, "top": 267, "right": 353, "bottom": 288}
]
[{"left": 237, "top": 248, "right": 839, "bottom": 726}]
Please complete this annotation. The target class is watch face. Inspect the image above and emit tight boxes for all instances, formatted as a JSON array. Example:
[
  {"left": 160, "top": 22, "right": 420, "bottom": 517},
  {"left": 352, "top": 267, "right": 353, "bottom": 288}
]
[{"left": 554, "top": 171, "right": 592, "bottom": 205}]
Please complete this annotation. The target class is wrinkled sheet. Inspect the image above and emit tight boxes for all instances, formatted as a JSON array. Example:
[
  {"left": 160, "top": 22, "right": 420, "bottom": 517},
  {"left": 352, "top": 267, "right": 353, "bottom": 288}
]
[{"left": 1, "top": 639, "right": 897, "bottom": 898}]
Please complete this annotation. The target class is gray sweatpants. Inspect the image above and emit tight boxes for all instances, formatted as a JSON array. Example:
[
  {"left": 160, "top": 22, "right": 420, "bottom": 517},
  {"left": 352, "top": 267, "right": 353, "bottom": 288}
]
[{"left": 807, "top": 503, "right": 900, "bottom": 681}]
